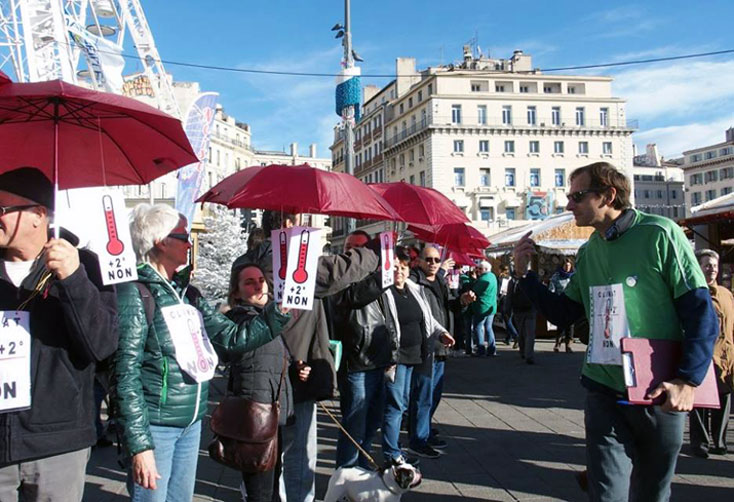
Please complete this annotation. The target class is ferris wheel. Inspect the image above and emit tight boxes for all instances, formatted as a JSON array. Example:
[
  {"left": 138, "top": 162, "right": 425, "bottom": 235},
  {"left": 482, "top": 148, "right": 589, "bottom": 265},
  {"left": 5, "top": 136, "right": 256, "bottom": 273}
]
[{"left": 0, "top": 0, "right": 180, "bottom": 118}]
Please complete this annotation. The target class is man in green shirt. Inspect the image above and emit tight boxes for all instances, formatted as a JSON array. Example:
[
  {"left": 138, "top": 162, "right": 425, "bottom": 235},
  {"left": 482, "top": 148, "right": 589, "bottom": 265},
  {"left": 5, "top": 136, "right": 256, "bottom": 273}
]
[{"left": 513, "top": 162, "right": 717, "bottom": 502}]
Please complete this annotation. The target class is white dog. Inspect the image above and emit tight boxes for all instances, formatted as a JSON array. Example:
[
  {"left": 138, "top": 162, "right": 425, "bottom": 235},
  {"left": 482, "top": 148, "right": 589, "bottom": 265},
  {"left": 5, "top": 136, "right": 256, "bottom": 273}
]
[{"left": 324, "top": 463, "right": 422, "bottom": 502}]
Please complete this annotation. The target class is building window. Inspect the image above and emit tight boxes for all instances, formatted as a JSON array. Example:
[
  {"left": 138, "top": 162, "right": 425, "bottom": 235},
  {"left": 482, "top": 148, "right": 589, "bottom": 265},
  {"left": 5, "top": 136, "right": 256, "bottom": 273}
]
[
  {"left": 691, "top": 153, "right": 702, "bottom": 162},
  {"left": 656, "top": 190, "right": 663, "bottom": 198},
  {"left": 502, "top": 106, "right": 512, "bottom": 125},
  {"left": 480, "top": 209, "right": 492, "bottom": 221},
  {"left": 419, "top": 144, "right": 425, "bottom": 158},
  {"left": 408, "top": 97, "right": 413, "bottom": 108},
  {"left": 722, "top": 186, "right": 733, "bottom": 196},
  {"left": 529, "top": 141, "right": 539, "bottom": 153},
  {"left": 520, "top": 85, "right": 529, "bottom": 93},
  {"left": 643, "top": 190, "right": 651, "bottom": 198},
  {"left": 417, "top": 90, "right": 423, "bottom": 102},
  {"left": 705, "top": 150, "right": 716, "bottom": 160},
  {"left": 471, "top": 82, "right": 481, "bottom": 92},
  {"left": 600, "top": 108, "right": 608, "bottom": 127},
  {"left": 690, "top": 173, "right": 703, "bottom": 185},
  {"left": 527, "top": 106, "right": 537, "bottom": 125},
  {"left": 530, "top": 168, "right": 540, "bottom": 187},
  {"left": 575, "top": 107, "right": 585, "bottom": 126},
  {"left": 706, "top": 189, "right": 717, "bottom": 201},
  {"left": 671, "top": 190, "right": 677, "bottom": 199},
  {"left": 419, "top": 171, "right": 426, "bottom": 186},
  {"left": 453, "top": 140, "right": 464, "bottom": 153},
  {"left": 506, "top": 208, "right": 516, "bottom": 220},
  {"left": 721, "top": 167, "right": 734, "bottom": 179},
  {"left": 451, "top": 105, "right": 462, "bottom": 124},
  {"left": 554, "top": 168, "right": 565, "bottom": 187},
  {"left": 551, "top": 107, "right": 561, "bottom": 126},
  {"left": 578, "top": 141, "right": 589, "bottom": 154},
  {"left": 504, "top": 140, "right": 515, "bottom": 153},
  {"left": 692, "top": 192, "right": 702, "bottom": 205},
  {"left": 409, "top": 174, "right": 415, "bottom": 184},
  {"left": 495, "top": 84, "right": 505, "bottom": 92},
  {"left": 399, "top": 103, "right": 404, "bottom": 114},
  {"left": 428, "top": 84, "right": 433, "bottom": 95},
  {"left": 705, "top": 170, "right": 718, "bottom": 182},
  {"left": 479, "top": 140, "right": 489, "bottom": 153},
  {"left": 603, "top": 142, "right": 613, "bottom": 155},
  {"left": 409, "top": 149, "right": 415, "bottom": 162},
  {"left": 480, "top": 168, "right": 490, "bottom": 186},
  {"left": 554, "top": 141, "right": 564, "bottom": 154},
  {"left": 477, "top": 105, "right": 487, "bottom": 125},
  {"left": 454, "top": 168, "right": 465, "bottom": 187},
  {"left": 568, "top": 86, "right": 576, "bottom": 94},
  {"left": 505, "top": 168, "right": 516, "bottom": 187}
]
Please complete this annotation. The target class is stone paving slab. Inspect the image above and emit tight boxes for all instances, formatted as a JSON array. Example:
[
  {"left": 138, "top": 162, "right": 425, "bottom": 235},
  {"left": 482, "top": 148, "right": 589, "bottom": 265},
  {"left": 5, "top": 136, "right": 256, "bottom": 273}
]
[{"left": 84, "top": 338, "right": 734, "bottom": 501}]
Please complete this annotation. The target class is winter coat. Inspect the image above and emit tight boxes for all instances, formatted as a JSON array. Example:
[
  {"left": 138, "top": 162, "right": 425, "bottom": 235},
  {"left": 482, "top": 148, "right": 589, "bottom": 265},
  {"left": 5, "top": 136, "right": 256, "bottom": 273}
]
[
  {"left": 549, "top": 269, "right": 574, "bottom": 294},
  {"left": 113, "top": 264, "right": 290, "bottom": 456},
  {"left": 710, "top": 284, "right": 734, "bottom": 393},
  {"left": 410, "top": 268, "right": 454, "bottom": 357},
  {"left": 470, "top": 271, "right": 498, "bottom": 318},
  {"left": 332, "top": 271, "right": 399, "bottom": 372},
  {"left": 0, "top": 246, "right": 118, "bottom": 465},
  {"left": 225, "top": 304, "right": 293, "bottom": 426},
  {"left": 508, "top": 277, "right": 535, "bottom": 314}
]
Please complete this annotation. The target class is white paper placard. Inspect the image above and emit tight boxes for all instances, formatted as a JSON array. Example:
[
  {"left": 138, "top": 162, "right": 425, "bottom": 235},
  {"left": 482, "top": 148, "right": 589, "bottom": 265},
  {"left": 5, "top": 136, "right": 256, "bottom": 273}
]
[
  {"left": 379, "top": 232, "right": 395, "bottom": 288},
  {"left": 588, "top": 283, "right": 630, "bottom": 365},
  {"left": 446, "top": 270, "right": 460, "bottom": 290},
  {"left": 271, "top": 228, "right": 292, "bottom": 303},
  {"left": 0, "top": 311, "right": 31, "bottom": 413},
  {"left": 282, "top": 227, "right": 322, "bottom": 310},
  {"left": 159, "top": 304, "right": 218, "bottom": 382},
  {"left": 500, "top": 277, "right": 510, "bottom": 296},
  {"left": 56, "top": 187, "right": 137, "bottom": 285}
]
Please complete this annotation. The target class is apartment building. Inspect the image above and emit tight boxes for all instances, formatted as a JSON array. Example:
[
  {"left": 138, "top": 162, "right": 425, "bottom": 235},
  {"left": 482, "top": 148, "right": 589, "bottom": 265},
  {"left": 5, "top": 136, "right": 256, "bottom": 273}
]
[
  {"left": 330, "top": 47, "right": 635, "bottom": 244},
  {"left": 632, "top": 144, "right": 685, "bottom": 220},
  {"left": 681, "top": 128, "right": 734, "bottom": 216}
]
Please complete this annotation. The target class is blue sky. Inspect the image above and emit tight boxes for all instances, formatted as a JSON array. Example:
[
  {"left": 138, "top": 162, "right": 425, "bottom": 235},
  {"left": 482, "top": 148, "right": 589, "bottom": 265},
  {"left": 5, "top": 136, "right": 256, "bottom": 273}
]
[{"left": 139, "top": 0, "right": 734, "bottom": 159}]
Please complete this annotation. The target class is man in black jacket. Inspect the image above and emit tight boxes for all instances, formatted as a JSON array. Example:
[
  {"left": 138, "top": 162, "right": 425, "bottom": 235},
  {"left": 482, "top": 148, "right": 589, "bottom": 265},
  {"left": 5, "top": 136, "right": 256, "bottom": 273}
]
[
  {"left": 0, "top": 168, "right": 118, "bottom": 501},
  {"left": 332, "top": 231, "right": 399, "bottom": 468}
]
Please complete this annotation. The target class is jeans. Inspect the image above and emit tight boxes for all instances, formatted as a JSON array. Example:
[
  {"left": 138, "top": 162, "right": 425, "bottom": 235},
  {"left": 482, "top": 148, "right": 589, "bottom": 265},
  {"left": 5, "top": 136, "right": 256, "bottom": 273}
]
[
  {"left": 461, "top": 315, "right": 474, "bottom": 354},
  {"left": 94, "top": 378, "right": 107, "bottom": 439},
  {"left": 127, "top": 421, "right": 201, "bottom": 502},
  {"left": 409, "top": 358, "right": 433, "bottom": 449},
  {"left": 336, "top": 368, "right": 385, "bottom": 468},
  {"left": 503, "top": 313, "right": 518, "bottom": 343},
  {"left": 430, "top": 359, "right": 445, "bottom": 422},
  {"left": 472, "top": 313, "right": 496, "bottom": 355},
  {"left": 690, "top": 392, "right": 731, "bottom": 452},
  {"left": 279, "top": 400, "right": 317, "bottom": 502},
  {"left": 585, "top": 390, "right": 685, "bottom": 502},
  {"left": 0, "top": 448, "right": 90, "bottom": 502},
  {"left": 382, "top": 364, "right": 413, "bottom": 462}
]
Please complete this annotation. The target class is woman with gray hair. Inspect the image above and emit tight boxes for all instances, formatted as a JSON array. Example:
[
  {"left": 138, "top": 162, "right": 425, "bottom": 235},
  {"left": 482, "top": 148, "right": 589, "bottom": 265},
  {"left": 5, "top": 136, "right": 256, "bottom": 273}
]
[{"left": 112, "top": 203, "right": 291, "bottom": 502}]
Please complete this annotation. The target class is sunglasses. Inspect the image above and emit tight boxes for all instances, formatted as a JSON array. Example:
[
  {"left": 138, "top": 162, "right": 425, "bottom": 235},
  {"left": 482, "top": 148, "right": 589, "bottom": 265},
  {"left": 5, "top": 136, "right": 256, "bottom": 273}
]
[
  {"left": 167, "top": 232, "right": 191, "bottom": 243},
  {"left": 423, "top": 257, "right": 441, "bottom": 264},
  {"left": 0, "top": 204, "right": 38, "bottom": 216},
  {"left": 566, "top": 188, "right": 604, "bottom": 203}
]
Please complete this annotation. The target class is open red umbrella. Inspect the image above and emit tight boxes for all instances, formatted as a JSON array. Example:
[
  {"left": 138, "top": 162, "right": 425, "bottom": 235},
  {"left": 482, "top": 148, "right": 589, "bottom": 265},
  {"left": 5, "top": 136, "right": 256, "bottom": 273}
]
[
  {"left": 369, "top": 182, "right": 469, "bottom": 226},
  {"left": 197, "top": 164, "right": 402, "bottom": 221},
  {"left": 409, "top": 222, "right": 490, "bottom": 253},
  {"left": 0, "top": 71, "right": 197, "bottom": 189}
]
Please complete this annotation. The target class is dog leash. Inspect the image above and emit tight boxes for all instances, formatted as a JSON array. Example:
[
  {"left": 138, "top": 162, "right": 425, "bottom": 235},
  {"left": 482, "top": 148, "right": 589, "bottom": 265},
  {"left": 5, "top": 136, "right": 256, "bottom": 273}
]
[{"left": 318, "top": 401, "right": 381, "bottom": 471}]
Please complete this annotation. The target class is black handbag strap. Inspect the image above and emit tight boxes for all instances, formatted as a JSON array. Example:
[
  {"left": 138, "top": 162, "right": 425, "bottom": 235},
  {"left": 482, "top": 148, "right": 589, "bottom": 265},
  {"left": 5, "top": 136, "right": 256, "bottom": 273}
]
[{"left": 274, "top": 344, "right": 287, "bottom": 404}]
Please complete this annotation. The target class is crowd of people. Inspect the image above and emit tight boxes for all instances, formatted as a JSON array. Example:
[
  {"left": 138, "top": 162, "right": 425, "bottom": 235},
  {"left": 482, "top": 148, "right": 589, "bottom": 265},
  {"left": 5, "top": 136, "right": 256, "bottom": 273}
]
[{"left": 0, "top": 161, "right": 731, "bottom": 502}]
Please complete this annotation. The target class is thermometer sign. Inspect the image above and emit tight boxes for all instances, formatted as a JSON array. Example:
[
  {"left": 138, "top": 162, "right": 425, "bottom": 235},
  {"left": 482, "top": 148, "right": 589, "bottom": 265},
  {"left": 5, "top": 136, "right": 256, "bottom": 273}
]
[
  {"left": 103, "top": 195, "right": 125, "bottom": 256},
  {"left": 282, "top": 226, "right": 322, "bottom": 311}
]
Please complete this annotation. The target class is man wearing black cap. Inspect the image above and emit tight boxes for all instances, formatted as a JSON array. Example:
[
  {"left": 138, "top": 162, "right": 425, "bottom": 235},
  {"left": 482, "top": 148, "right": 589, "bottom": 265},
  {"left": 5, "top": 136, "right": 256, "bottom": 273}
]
[{"left": 0, "top": 167, "right": 118, "bottom": 501}]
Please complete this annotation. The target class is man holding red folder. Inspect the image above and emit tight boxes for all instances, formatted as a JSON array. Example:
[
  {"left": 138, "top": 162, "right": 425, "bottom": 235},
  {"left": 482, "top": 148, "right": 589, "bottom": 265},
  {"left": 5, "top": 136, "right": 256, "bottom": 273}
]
[{"left": 513, "top": 162, "right": 718, "bottom": 502}]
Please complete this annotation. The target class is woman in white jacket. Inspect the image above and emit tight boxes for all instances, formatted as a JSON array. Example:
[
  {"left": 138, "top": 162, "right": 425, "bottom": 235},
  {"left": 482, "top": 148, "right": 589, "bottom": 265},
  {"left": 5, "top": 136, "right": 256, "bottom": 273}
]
[{"left": 382, "top": 248, "right": 454, "bottom": 466}]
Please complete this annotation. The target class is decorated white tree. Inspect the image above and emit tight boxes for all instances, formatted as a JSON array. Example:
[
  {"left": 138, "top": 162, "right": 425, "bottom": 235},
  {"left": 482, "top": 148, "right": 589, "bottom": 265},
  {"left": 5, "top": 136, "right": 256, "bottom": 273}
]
[{"left": 193, "top": 206, "right": 248, "bottom": 305}]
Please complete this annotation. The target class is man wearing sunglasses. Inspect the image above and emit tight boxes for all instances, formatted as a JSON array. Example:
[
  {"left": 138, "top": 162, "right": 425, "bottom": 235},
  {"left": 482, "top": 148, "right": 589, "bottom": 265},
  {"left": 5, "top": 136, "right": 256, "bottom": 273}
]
[
  {"left": 0, "top": 167, "right": 118, "bottom": 502},
  {"left": 512, "top": 161, "right": 717, "bottom": 502}
]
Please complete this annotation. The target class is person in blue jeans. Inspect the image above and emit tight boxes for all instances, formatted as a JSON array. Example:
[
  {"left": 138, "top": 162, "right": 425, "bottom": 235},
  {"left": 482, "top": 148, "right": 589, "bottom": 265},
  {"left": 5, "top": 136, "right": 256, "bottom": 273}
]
[
  {"left": 470, "top": 261, "right": 498, "bottom": 356},
  {"left": 384, "top": 250, "right": 453, "bottom": 464}
]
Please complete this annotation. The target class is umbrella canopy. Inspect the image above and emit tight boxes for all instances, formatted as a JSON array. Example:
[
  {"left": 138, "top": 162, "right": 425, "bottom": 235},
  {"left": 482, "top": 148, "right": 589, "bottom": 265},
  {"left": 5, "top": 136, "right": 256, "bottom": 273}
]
[
  {"left": 197, "top": 164, "right": 402, "bottom": 221},
  {"left": 448, "top": 250, "right": 479, "bottom": 267},
  {"left": 369, "top": 182, "right": 469, "bottom": 226},
  {"left": 409, "top": 222, "right": 490, "bottom": 253},
  {"left": 0, "top": 72, "right": 197, "bottom": 189}
]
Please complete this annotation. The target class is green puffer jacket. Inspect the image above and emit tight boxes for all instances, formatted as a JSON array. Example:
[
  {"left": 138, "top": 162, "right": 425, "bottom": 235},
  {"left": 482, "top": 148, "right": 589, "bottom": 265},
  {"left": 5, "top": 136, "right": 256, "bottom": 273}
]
[{"left": 113, "top": 264, "right": 290, "bottom": 456}]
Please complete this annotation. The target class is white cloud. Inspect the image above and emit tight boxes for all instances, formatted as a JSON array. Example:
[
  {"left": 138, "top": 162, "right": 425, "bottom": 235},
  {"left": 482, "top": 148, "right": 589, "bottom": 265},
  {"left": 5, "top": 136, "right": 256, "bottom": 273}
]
[
  {"left": 634, "top": 116, "right": 734, "bottom": 158},
  {"left": 584, "top": 6, "right": 662, "bottom": 39},
  {"left": 612, "top": 59, "right": 734, "bottom": 121}
]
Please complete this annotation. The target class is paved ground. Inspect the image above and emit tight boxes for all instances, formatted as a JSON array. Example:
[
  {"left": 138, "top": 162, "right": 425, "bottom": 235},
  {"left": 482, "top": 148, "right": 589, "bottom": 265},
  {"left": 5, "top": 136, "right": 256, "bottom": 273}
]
[{"left": 85, "top": 338, "right": 734, "bottom": 501}]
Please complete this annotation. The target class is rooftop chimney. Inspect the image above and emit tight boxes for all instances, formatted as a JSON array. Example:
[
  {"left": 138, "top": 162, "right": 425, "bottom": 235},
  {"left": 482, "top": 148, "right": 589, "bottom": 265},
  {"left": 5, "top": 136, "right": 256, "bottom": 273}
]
[{"left": 309, "top": 143, "right": 317, "bottom": 158}]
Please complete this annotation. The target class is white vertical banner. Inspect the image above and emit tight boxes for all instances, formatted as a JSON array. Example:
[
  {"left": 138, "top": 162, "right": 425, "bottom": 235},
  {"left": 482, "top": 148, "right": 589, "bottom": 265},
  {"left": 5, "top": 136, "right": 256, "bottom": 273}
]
[
  {"left": 282, "top": 227, "right": 322, "bottom": 310},
  {"left": 379, "top": 231, "right": 394, "bottom": 288},
  {"left": 56, "top": 187, "right": 137, "bottom": 285},
  {"left": 0, "top": 311, "right": 31, "bottom": 413}
]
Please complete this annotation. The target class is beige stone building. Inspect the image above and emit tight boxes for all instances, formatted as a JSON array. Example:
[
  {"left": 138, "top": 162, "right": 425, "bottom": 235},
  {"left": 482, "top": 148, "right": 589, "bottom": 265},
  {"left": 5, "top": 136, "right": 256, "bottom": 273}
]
[
  {"left": 681, "top": 128, "right": 734, "bottom": 216},
  {"left": 330, "top": 48, "right": 635, "bottom": 245}
]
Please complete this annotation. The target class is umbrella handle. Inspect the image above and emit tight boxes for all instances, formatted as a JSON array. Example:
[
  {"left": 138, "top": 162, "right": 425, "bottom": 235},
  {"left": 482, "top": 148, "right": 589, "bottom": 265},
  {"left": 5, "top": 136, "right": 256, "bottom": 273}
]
[{"left": 54, "top": 114, "right": 60, "bottom": 240}]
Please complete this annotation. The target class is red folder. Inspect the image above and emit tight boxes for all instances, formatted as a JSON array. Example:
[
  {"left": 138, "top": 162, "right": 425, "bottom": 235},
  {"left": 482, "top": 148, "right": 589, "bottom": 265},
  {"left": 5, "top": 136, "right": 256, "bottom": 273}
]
[{"left": 620, "top": 337, "right": 720, "bottom": 409}]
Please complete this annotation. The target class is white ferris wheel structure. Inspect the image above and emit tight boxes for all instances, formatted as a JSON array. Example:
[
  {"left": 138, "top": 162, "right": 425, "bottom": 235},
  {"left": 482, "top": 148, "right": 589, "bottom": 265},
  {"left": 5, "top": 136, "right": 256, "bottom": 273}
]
[{"left": 0, "top": 0, "right": 180, "bottom": 117}]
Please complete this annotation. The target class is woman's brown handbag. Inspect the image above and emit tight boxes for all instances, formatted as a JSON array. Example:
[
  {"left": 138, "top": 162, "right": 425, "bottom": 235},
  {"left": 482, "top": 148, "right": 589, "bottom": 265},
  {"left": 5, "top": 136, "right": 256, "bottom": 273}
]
[{"left": 207, "top": 359, "right": 285, "bottom": 473}]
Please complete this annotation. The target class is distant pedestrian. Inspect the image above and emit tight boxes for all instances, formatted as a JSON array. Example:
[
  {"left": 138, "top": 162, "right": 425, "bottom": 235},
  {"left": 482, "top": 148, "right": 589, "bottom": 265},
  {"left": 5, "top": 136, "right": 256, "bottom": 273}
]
[
  {"left": 549, "top": 258, "right": 575, "bottom": 353},
  {"left": 469, "top": 261, "right": 498, "bottom": 357}
]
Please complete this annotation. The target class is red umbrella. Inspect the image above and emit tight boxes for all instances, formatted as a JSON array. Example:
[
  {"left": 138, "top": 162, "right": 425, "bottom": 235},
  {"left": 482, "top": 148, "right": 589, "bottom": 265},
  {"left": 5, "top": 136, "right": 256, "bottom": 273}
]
[
  {"left": 0, "top": 71, "right": 197, "bottom": 189},
  {"left": 369, "top": 182, "right": 469, "bottom": 226},
  {"left": 448, "top": 250, "right": 478, "bottom": 267},
  {"left": 197, "top": 164, "right": 402, "bottom": 221},
  {"left": 409, "top": 222, "right": 490, "bottom": 253}
]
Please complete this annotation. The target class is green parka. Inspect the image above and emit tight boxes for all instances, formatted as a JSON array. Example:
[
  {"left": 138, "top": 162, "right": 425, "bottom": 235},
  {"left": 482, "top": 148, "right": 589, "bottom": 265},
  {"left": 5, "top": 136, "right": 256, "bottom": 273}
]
[{"left": 112, "top": 264, "right": 290, "bottom": 456}]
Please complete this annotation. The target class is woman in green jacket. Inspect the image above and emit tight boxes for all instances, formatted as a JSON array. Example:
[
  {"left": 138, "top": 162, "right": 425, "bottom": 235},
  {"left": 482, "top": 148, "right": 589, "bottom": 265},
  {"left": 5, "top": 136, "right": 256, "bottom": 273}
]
[{"left": 112, "top": 204, "right": 290, "bottom": 502}]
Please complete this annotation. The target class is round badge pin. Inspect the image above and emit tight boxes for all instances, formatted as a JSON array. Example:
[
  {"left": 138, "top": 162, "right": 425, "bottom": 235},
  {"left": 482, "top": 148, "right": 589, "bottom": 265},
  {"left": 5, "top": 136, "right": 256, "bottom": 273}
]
[{"left": 626, "top": 276, "right": 637, "bottom": 287}]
